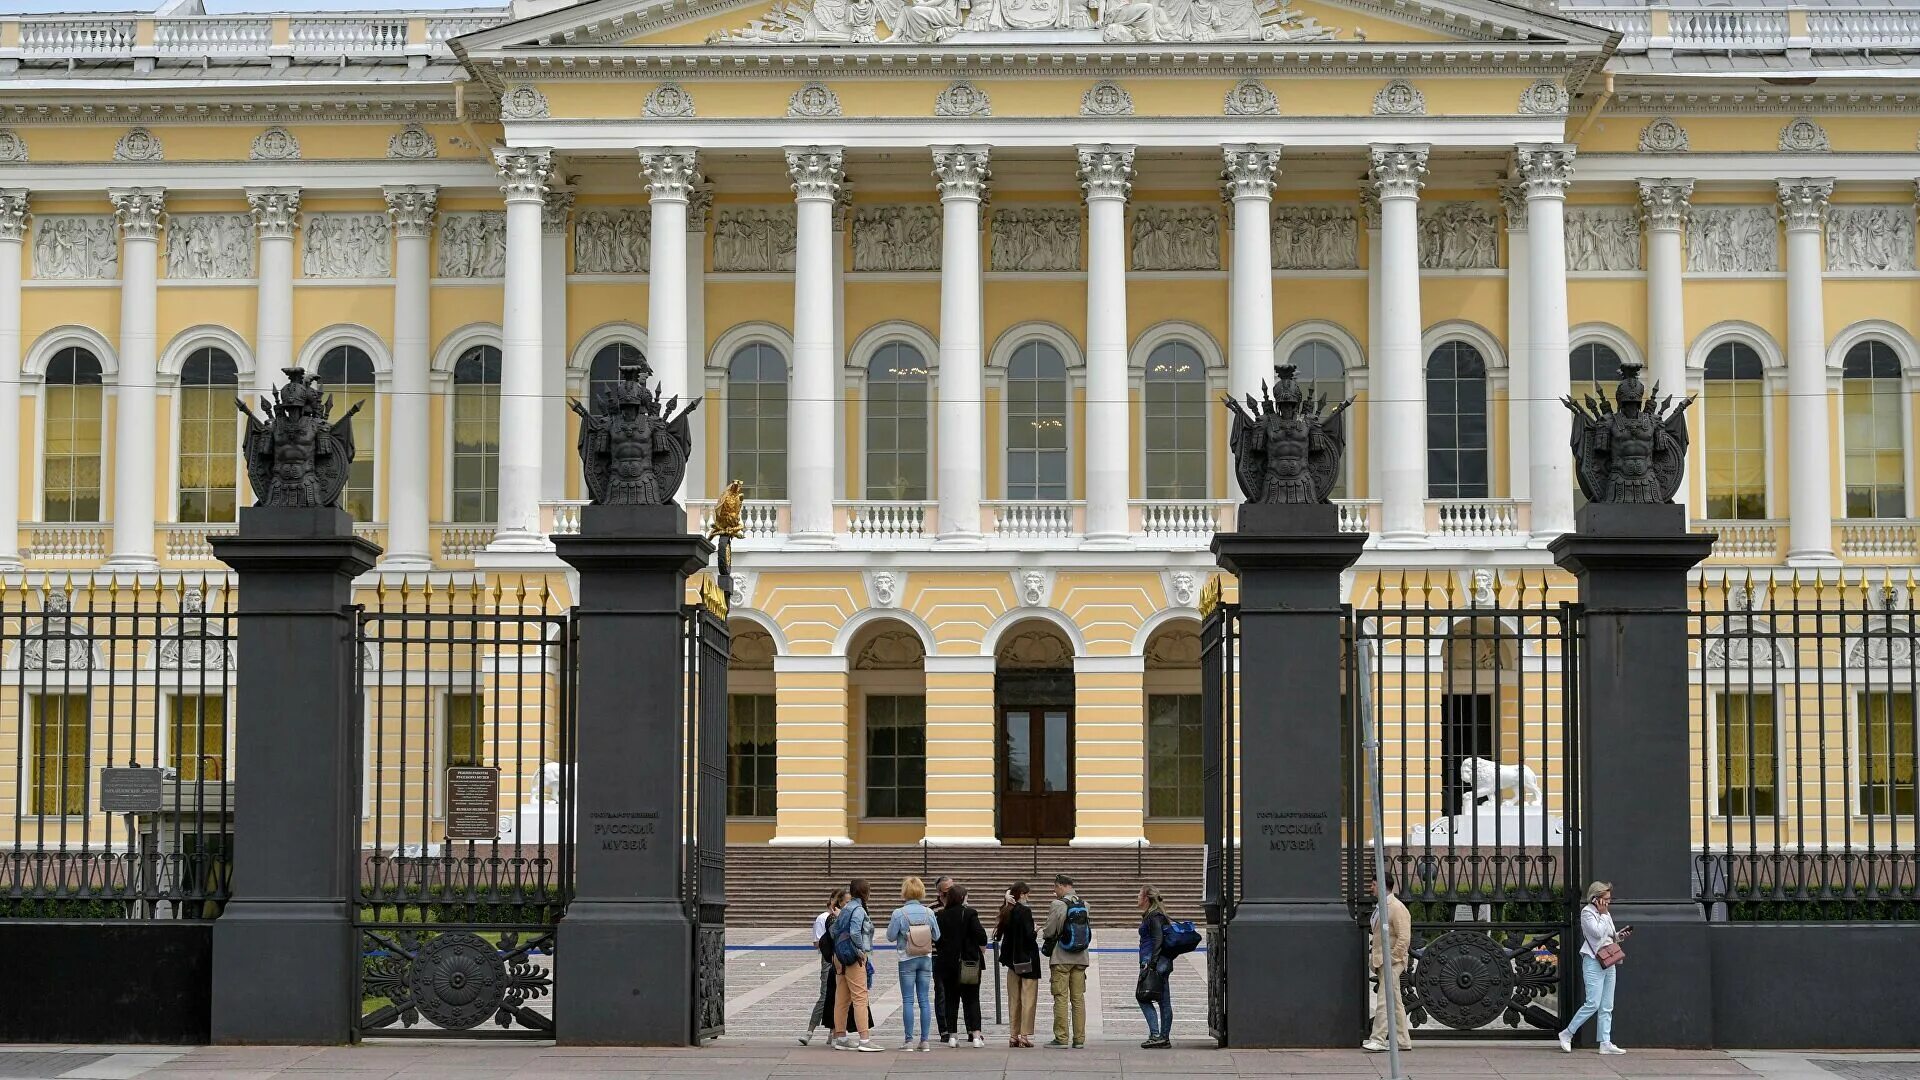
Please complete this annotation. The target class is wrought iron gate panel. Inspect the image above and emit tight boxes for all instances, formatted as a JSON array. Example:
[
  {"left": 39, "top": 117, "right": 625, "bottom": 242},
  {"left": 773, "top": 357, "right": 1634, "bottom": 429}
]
[
  {"left": 1199, "top": 600, "right": 1238, "bottom": 1046},
  {"left": 1346, "top": 575, "right": 1581, "bottom": 1039},
  {"left": 685, "top": 604, "right": 729, "bottom": 1043},
  {"left": 352, "top": 590, "right": 574, "bottom": 1040}
]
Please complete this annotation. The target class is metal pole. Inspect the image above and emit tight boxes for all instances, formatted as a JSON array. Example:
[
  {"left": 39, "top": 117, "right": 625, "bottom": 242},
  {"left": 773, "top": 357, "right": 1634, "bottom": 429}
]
[{"left": 1356, "top": 638, "right": 1406, "bottom": 1080}]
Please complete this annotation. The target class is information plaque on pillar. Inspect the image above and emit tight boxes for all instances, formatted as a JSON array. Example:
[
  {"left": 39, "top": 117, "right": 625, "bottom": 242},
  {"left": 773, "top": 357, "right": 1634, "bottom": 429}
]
[
  {"left": 445, "top": 766, "right": 501, "bottom": 841},
  {"left": 99, "top": 767, "right": 165, "bottom": 814}
]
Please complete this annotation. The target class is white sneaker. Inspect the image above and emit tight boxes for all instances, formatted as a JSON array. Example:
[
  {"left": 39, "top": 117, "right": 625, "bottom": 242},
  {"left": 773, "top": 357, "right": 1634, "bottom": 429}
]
[
  {"left": 1557, "top": 1030, "right": 1573, "bottom": 1053},
  {"left": 1599, "top": 1043, "right": 1626, "bottom": 1056},
  {"left": 798, "top": 1032, "right": 811, "bottom": 1047},
  {"left": 856, "top": 1040, "right": 885, "bottom": 1052},
  {"left": 1361, "top": 1039, "right": 1389, "bottom": 1052},
  {"left": 830, "top": 1036, "right": 856, "bottom": 1051},
  {"left": 970, "top": 1035, "right": 986, "bottom": 1048}
]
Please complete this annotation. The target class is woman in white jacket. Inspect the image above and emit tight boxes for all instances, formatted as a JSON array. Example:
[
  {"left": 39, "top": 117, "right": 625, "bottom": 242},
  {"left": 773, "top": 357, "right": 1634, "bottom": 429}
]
[{"left": 1559, "top": 880, "right": 1634, "bottom": 1055}]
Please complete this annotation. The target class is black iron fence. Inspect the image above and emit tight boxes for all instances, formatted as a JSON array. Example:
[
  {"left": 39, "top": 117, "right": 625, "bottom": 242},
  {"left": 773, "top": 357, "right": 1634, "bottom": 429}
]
[
  {"left": 1691, "top": 571, "right": 1920, "bottom": 921},
  {"left": 2, "top": 576, "right": 235, "bottom": 920}
]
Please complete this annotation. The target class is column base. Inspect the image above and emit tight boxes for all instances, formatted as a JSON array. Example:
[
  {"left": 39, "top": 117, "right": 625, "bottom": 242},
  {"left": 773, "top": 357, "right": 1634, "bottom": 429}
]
[
  {"left": 1079, "top": 534, "right": 1135, "bottom": 552},
  {"left": 473, "top": 548, "right": 567, "bottom": 572},
  {"left": 211, "top": 900, "right": 354, "bottom": 1045},
  {"left": 768, "top": 835, "right": 854, "bottom": 846},
  {"left": 932, "top": 532, "right": 985, "bottom": 550},
  {"left": 375, "top": 553, "right": 435, "bottom": 573},
  {"left": 485, "top": 528, "right": 556, "bottom": 555},
  {"left": 103, "top": 554, "right": 161, "bottom": 573},
  {"left": 0, "top": 557, "right": 21, "bottom": 573},
  {"left": 1222, "top": 901, "right": 1363, "bottom": 1048},
  {"left": 1068, "top": 835, "right": 1149, "bottom": 847},
  {"left": 787, "top": 531, "right": 836, "bottom": 549},
  {"left": 1374, "top": 532, "right": 1434, "bottom": 550},
  {"left": 1785, "top": 549, "right": 1840, "bottom": 568},
  {"left": 556, "top": 900, "right": 695, "bottom": 1045}
]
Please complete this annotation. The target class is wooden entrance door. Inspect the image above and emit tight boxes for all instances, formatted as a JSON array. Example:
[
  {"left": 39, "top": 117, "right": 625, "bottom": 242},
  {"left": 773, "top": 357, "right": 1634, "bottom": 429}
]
[{"left": 999, "top": 703, "right": 1074, "bottom": 841}]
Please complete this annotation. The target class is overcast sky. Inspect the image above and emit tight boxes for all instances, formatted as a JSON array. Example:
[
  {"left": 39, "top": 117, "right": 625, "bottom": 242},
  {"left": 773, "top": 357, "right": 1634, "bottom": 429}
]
[{"left": 2, "top": 1, "right": 505, "bottom": 12}]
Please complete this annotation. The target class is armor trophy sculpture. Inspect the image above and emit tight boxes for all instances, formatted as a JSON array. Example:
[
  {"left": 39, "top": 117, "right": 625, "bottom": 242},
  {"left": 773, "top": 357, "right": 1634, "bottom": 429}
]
[
  {"left": 1563, "top": 361, "right": 1692, "bottom": 505},
  {"left": 1223, "top": 362, "right": 1353, "bottom": 528},
  {"left": 236, "top": 366, "right": 363, "bottom": 509},
  {"left": 570, "top": 358, "right": 699, "bottom": 508}
]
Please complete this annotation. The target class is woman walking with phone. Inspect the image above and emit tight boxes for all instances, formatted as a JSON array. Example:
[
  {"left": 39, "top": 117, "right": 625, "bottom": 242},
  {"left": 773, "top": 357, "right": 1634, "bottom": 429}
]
[
  {"left": 933, "top": 882, "right": 989, "bottom": 1047},
  {"left": 1559, "top": 880, "right": 1633, "bottom": 1055}
]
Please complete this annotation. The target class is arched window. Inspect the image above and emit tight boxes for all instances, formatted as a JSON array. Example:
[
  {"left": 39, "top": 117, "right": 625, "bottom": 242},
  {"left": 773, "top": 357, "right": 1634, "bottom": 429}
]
[
  {"left": 865, "top": 342, "right": 930, "bottom": 501},
  {"left": 451, "top": 345, "right": 502, "bottom": 523},
  {"left": 1006, "top": 340, "right": 1069, "bottom": 501},
  {"left": 1843, "top": 340, "right": 1905, "bottom": 518},
  {"left": 315, "top": 344, "right": 377, "bottom": 521},
  {"left": 178, "top": 347, "right": 240, "bottom": 524},
  {"left": 727, "top": 342, "right": 788, "bottom": 501},
  {"left": 1143, "top": 340, "right": 1208, "bottom": 500},
  {"left": 1426, "top": 341, "right": 1489, "bottom": 499},
  {"left": 42, "top": 346, "right": 104, "bottom": 523},
  {"left": 1704, "top": 341, "right": 1768, "bottom": 521},
  {"left": 1288, "top": 340, "right": 1347, "bottom": 498},
  {"left": 1569, "top": 341, "right": 1621, "bottom": 404},
  {"left": 589, "top": 341, "right": 644, "bottom": 412}
]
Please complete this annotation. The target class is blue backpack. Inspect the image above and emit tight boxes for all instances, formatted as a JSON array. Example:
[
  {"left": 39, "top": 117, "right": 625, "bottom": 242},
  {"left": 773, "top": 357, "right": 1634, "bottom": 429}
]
[
  {"left": 1162, "top": 919, "right": 1202, "bottom": 957},
  {"left": 1058, "top": 896, "right": 1093, "bottom": 953},
  {"left": 831, "top": 903, "right": 862, "bottom": 966}
]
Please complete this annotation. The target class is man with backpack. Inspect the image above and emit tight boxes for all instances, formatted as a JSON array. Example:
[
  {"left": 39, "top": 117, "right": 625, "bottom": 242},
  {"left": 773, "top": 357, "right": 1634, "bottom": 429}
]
[{"left": 1041, "top": 873, "right": 1092, "bottom": 1048}]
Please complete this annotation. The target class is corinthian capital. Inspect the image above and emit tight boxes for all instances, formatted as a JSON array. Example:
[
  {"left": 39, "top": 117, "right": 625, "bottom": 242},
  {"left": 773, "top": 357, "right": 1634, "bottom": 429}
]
[
  {"left": 785, "top": 146, "right": 845, "bottom": 202},
  {"left": 687, "top": 180, "right": 714, "bottom": 233},
  {"left": 542, "top": 189, "right": 575, "bottom": 234},
  {"left": 493, "top": 148, "right": 554, "bottom": 203},
  {"left": 1514, "top": 143, "right": 1575, "bottom": 199},
  {"left": 1221, "top": 145, "right": 1280, "bottom": 202},
  {"left": 1499, "top": 181, "right": 1528, "bottom": 232},
  {"left": 1367, "top": 145, "right": 1428, "bottom": 201},
  {"left": 1076, "top": 145, "right": 1135, "bottom": 202},
  {"left": 639, "top": 148, "right": 700, "bottom": 201},
  {"left": 109, "top": 188, "right": 167, "bottom": 240},
  {"left": 0, "top": 190, "right": 28, "bottom": 244},
  {"left": 1777, "top": 178, "right": 1833, "bottom": 232},
  {"left": 383, "top": 185, "right": 439, "bottom": 239},
  {"left": 246, "top": 187, "right": 301, "bottom": 240},
  {"left": 1358, "top": 183, "right": 1381, "bottom": 230},
  {"left": 933, "top": 146, "right": 991, "bottom": 202},
  {"left": 1636, "top": 178, "right": 1692, "bottom": 232}
]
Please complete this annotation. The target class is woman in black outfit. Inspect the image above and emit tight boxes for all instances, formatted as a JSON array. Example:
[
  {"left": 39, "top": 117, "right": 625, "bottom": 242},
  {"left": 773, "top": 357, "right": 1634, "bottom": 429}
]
[
  {"left": 933, "top": 882, "right": 989, "bottom": 1047},
  {"left": 994, "top": 881, "right": 1041, "bottom": 1047}
]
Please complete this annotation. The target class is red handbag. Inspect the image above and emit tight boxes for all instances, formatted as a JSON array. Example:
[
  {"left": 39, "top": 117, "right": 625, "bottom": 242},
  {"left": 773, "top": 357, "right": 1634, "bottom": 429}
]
[{"left": 1596, "top": 941, "right": 1625, "bottom": 968}]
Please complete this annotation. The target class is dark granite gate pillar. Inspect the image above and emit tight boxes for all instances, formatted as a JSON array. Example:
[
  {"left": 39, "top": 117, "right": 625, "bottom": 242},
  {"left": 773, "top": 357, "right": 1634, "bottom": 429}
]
[
  {"left": 1550, "top": 503, "right": 1715, "bottom": 1048},
  {"left": 554, "top": 505, "right": 712, "bottom": 1045},
  {"left": 210, "top": 507, "right": 380, "bottom": 1044},
  {"left": 1212, "top": 504, "right": 1367, "bottom": 1047}
]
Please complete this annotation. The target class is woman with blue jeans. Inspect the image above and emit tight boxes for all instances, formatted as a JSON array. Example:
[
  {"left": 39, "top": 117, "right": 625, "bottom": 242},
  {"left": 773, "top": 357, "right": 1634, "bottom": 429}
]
[
  {"left": 1135, "top": 885, "right": 1174, "bottom": 1048},
  {"left": 1559, "top": 880, "right": 1633, "bottom": 1055},
  {"left": 886, "top": 876, "right": 941, "bottom": 1052}
]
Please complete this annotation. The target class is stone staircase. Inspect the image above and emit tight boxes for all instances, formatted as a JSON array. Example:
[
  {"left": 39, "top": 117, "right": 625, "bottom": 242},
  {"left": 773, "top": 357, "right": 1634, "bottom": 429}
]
[{"left": 722, "top": 843, "right": 1206, "bottom": 929}]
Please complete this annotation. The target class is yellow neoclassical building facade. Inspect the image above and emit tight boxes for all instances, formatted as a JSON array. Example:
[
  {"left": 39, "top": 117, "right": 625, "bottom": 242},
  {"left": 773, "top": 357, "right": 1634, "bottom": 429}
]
[{"left": 1, "top": 0, "right": 1918, "bottom": 851}]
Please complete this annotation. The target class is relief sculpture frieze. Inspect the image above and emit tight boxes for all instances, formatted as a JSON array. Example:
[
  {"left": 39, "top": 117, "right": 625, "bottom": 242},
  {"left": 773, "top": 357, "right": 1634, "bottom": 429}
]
[
  {"left": 711, "top": 0, "right": 1335, "bottom": 43},
  {"left": 32, "top": 215, "right": 118, "bottom": 279},
  {"left": 167, "top": 214, "right": 256, "bottom": 279},
  {"left": 303, "top": 213, "right": 390, "bottom": 278},
  {"left": 1825, "top": 206, "right": 1914, "bottom": 273},
  {"left": 1131, "top": 205, "right": 1219, "bottom": 271},
  {"left": 851, "top": 206, "right": 941, "bottom": 272},
  {"left": 990, "top": 207, "right": 1080, "bottom": 272},
  {"left": 1418, "top": 203, "right": 1498, "bottom": 270},
  {"left": 438, "top": 212, "right": 507, "bottom": 278},
  {"left": 574, "top": 207, "right": 651, "bottom": 274},
  {"left": 1686, "top": 206, "right": 1777, "bottom": 273},
  {"left": 1270, "top": 206, "right": 1357, "bottom": 270},
  {"left": 1564, "top": 206, "right": 1642, "bottom": 272},
  {"left": 713, "top": 208, "right": 797, "bottom": 272}
]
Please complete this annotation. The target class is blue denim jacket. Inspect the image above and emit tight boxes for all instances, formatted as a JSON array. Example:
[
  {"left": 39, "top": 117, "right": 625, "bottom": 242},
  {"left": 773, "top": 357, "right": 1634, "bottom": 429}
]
[{"left": 886, "top": 900, "right": 941, "bottom": 949}]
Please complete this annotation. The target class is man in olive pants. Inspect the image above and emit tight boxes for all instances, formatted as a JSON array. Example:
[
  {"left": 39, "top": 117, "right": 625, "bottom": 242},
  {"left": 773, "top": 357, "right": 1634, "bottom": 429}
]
[{"left": 1042, "top": 874, "right": 1090, "bottom": 1048}]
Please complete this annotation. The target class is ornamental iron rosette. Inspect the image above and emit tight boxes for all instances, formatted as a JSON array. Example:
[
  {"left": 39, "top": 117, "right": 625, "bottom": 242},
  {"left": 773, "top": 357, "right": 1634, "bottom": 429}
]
[
  {"left": 1403, "top": 928, "right": 1565, "bottom": 1032},
  {"left": 360, "top": 929, "right": 556, "bottom": 1034}
]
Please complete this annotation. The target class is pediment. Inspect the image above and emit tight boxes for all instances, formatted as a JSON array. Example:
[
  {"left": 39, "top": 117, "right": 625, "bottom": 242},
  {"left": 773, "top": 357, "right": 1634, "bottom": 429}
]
[{"left": 456, "top": 0, "right": 1614, "bottom": 53}]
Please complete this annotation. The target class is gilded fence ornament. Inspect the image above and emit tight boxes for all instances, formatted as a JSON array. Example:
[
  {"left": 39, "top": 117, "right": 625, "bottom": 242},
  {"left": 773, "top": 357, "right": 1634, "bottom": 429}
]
[
  {"left": 1563, "top": 361, "right": 1692, "bottom": 505},
  {"left": 238, "top": 368, "right": 363, "bottom": 509},
  {"left": 1224, "top": 362, "right": 1352, "bottom": 505},
  {"left": 570, "top": 359, "right": 700, "bottom": 506}
]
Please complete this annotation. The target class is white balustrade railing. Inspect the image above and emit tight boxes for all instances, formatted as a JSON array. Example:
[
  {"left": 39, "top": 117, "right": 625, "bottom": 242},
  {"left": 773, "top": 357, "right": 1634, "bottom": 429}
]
[
  {"left": 154, "top": 17, "right": 273, "bottom": 54},
  {"left": 1839, "top": 520, "right": 1919, "bottom": 561},
  {"left": 545, "top": 501, "right": 586, "bottom": 536},
  {"left": 434, "top": 524, "right": 493, "bottom": 560},
  {"left": 1431, "top": 500, "right": 1523, "bottom": 542},
  {"left": 684, "top": 499, "right": 786, "bottom": 539},
  {"left": 18, "top": 17, "right": 137, "bottom": 57},
  {"left": 428, "top": 16, "right": 508, "bottom": 43},
  {"left": 22, "top": 525, "right": 110, "bottom": 563},
  {"left": 1670, "top": 8, "right": 1789, "bottom": 49},
  {"left": 289, "top": 17, "right": 409, "bottom": 55},
  {"left": 162, "top": 523, "right": 234, "bottom": 562},
  {"left": 1335, "top": 499, "right": 1378, "bottom": 535},
  {"left": 1696, "top": 520, "right": 1782, "bottom": 560},
  {"left": 1135, "top": 500, "right": 1232, "bottom": 544},
  {"left": 985, "top": 501, "right": 1079, "bottom": 540},
  {"left": 1808, "top": 7, "right": 1920, "bottom": 48},
  {"left": 1560, "top": 8, "right": 1651, "bottom": 48},
  {"left": 841, "top": 501, "right": 931, "bottom": 543}
]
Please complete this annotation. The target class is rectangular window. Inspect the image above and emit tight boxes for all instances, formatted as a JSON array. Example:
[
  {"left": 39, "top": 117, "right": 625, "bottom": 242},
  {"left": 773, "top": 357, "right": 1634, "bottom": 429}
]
[
  {"left": 29, "top": 695, "right": 89, "bottom": 816},
  {"left": 178, "top": 384, "right": 239, "bottom": 524},
  {"left": 1857, "top": 692, "right": 1917, "bottom": 816},
  {"left": 1147, "top": 693, "right": 1203, "bottom": 819},
  {"left": 451, "top": 385, "right": 501, "bottom": 523},
  {"left": 1716, "top": 693, "right": 1777, "bottom": 817},
  {"left": 43, "top": 381, "right": 104, "bottom": 523},
  {"left": 1843, "top": 379, "right": 1906, "bottom": 519},
  {"left": 1705, "top": 381, "right": 1768, "bottom": 520},
  {"left": 169, "top": 695, "right": 228, "bottom": 782},
  {"left": 446, "top": 694, "right": 484, "bottom": 768},
  {"left": 727, "top": 693, "right": 778, "bottom": 817},
  {"left": 865, "top": 694, "right": 926, "bottom": 818}
]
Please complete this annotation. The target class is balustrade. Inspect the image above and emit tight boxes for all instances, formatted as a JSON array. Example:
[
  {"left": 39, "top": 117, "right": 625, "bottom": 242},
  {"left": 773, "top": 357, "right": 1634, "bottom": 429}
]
[
  {"left": 1560, "top": 7, "right": 1650, "bottom": 48},
  {"left": 1808, "top": 7, "right": 1920, "bottom": 47},
  {"left": 1839, "top": 520, "right": 1919, "bottom": 561},
  {"left": 1430, "top": 500, "right": 1523, "bottom": 543},
  {"left": 22, "top": 525, "right": 110, "bottom": 563},
  {"left": 984, "top": 501, "right": 1079, "bottom": 541},
  {"left": 1670, "top": 8, "right": 1789, "bottom": 49},
  {"left": 289, "top": 17, "right": 409, "bottom": 55},
  {"left": 154, "top": 18, "right": 273, "bottom": 53},
  {"left": 433, "top": 524, "right": 494, "bottom": 561},
  {"left": 162, "top": 524, "right": 233, "bottom": 563},
  {"left": 1134, "top": 500, "right": 1232, "bottom": 544},
  {"left": 17, "top": 17, "right": 136, "bottom": 57},
  {"left": 1696, "top": 520, "right": 1782, "bottom": 560},
  {"left": 840, "top": 501, "right": 931, "bottom": 544},
  {"left": 1336, "top": 499, "right": 1378, "bottom": 535}
]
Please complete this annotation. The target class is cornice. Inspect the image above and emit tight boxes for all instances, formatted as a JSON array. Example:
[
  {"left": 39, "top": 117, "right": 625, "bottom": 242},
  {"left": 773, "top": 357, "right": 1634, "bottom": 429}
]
[
  {"left": 0, "top": 99, "right": 461, "bottom": 126},
  {"left": 1604, "top": 88, "right": 1920, "bottom": 116}
]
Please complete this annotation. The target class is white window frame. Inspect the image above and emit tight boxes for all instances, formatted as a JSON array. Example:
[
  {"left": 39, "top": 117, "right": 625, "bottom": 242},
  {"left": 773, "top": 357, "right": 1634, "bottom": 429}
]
[
  {"left": 1688, "top": 321, "right": 1784, "bottom": 521},
  {"left": 24, "top": 328, "right": 117, "bottom": 525},
  {"left": 846, "top": 321, "right": 939, "bottom": 503},
  {"left": 298, "top": 325, "right": 392, "bottom": 523},
  {"left": 160, "top": 327, "right": 254, "bottom": 526},
  {"left": 1828, "top": 322, "right": 1920, "bottom": 520},
  {"left": 706, "top": 322, "right": 795, "bottom": 502},
  {"left": 1130, "top": 321, "right": 1226, "bottom": 501},
  {"left": 987, "top": 322, "right": 1083, "bottom": 501}
]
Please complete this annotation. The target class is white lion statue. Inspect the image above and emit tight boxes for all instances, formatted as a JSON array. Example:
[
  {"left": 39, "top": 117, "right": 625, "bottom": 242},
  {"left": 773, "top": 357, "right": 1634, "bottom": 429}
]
[
  {"left": 534, "top": 761, "right": 576, "bottom": 806},
  {"left": 1462, "top": 756, "right": 1541, "bottom": 808}
]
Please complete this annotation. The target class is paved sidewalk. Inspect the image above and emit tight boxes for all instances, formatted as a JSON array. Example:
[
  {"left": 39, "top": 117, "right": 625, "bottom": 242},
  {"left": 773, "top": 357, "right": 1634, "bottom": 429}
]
[{"left": 1, "top": 1044, "right": 1918, "bottom": 1080}]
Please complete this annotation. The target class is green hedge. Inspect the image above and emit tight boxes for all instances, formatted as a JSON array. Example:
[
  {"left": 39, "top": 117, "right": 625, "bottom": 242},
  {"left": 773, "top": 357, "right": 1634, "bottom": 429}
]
[
  {"left": 356, "top": 884, "right": 566, "bottom": 926},
  {"left": 1726, "top": 884, "right": 1920, "bottom": 922},
  {"left": 0, "top": 896, "right": 133, "bottom": 919}
]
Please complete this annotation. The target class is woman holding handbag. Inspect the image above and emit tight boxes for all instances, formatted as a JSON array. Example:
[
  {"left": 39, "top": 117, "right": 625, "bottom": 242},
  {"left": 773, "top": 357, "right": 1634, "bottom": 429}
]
[
  {"left": 886, "top": 876, "right": 941, "bottom": 1052},
  {"left": 934, "top": 882, "right": 989, "bottom": 1047},
  {"left": 800, "top": 888, "right": 847, "bottom": 1046},
  {"left": 1559, "top": 880, "right": 1633, "bottom": 1056},
  {"left": 994, "top": 881, "right": 1041, "bottom": 1047},
  {"left": 1135, "top": 885, "right": 1175, "bottom": 1048}
]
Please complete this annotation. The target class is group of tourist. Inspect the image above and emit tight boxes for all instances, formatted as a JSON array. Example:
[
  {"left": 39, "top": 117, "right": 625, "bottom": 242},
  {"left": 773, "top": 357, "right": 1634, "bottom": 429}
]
[{"left": 799, "top": 872, "right": 1186, "bottom": 1051}]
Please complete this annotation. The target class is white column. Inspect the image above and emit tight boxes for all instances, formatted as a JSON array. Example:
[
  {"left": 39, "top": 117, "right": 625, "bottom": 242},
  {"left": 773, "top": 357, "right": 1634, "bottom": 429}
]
[
  {"left": 786, "top": 146, "right": 844, "bottom": 546},
  {"left": 684, "top": 182, "right": 711, "bottom": 502},
  {"left": 246, "top": 188, "right": 298, "bottom": 399},
  {"left": 107, "top": 188, "right": 164, "bottom": 570},
  {"left": 1078, "top": 144, "right": 1135, "bottom": 548},
  {"left": 1224, "top": 145, "right": 1279, "bottom": 404},
  {"left": 1638, "top": 179, "right": 1693, "bottom": 515},
  {"left": 933, "top": 145, "right": 991, "bottom": 547},
  {"left": 1780, "top": 178, "right": 1837, "bottom": 565},
  {"left": 1361, "top": 184, "right": 1382, "bottom": 501},
  {"left": 383, "top": 185, "right": 437, "bottom": 568},
  {"left": 1518, "top": 144, "right": 1576, "bottom": 540},
  {"left": 0, "top": 190, "right": 26, "bottom": 570},
  {"left": 488, "top": 149, "right": 553, "bottom": 553},
  {"left": 1500, "top": 181, "right": 1531, "bottom": 503},
  {"left": 640, "top": 149, "right": 699, "bottom": 504},
  {"left": 540, "top": 188, "right": 572, "bottom": 505},
  {"left": 832, "top": 188, "right": 849, "bottom": 503},
  {"left": 1367, "top": 146, "right": 1429, "bottom": 547}
]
